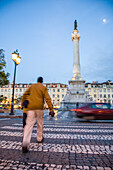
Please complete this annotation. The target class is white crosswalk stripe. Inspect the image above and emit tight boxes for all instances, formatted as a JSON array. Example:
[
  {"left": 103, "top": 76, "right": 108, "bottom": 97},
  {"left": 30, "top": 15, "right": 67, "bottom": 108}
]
[
  {"left": 13, "top": 123, "right": 113, "bottom": 128},
  {"left": 0, "top": 159, "right": 112, "bottom": 170},
  {"left": 0, "top": 140, "right": 113, "bottom": 154},
  {"left": 0, "top": 130, "right": 113, "bottom": 140},
  {"left": 1, "top": 126, "right": 113, "bottom": 133}
]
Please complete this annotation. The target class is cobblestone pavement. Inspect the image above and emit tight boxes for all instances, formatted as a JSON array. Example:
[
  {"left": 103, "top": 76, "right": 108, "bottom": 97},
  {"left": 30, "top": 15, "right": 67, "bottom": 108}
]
[{"left": 0, "top": 111, "right": 113, "bottom": 170}]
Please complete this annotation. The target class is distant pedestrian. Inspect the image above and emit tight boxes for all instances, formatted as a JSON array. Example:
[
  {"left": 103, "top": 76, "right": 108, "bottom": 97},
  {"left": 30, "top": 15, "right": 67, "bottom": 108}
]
[
  {"left": 21, "top": 76, "right": 55, "bottom": 153},
  {"left": 76, "top": 102, "right": 79, "bottom": 108}
]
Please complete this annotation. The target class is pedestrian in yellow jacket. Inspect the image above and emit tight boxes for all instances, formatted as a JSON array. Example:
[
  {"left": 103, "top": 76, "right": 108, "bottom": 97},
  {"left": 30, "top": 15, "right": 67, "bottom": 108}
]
[{"left": 22, "top": 77, "right": 54, "bottom": 153}]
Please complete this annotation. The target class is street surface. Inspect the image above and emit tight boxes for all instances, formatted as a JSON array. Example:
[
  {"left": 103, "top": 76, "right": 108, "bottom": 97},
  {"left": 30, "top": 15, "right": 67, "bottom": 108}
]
[{"left": 0, "top": 110, "right": 113, "bottom": 169}]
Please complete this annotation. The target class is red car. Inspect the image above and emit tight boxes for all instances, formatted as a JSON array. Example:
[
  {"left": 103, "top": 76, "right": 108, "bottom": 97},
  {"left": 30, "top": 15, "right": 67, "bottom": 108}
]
[{"left": 71, "top": 103, "right": 113, "bottom": 120}]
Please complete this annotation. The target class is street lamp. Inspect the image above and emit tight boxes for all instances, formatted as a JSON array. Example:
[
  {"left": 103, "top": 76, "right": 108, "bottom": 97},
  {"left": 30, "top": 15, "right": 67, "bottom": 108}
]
[{"left": 10, "top": 50, "right": 21, "bottom": 115}]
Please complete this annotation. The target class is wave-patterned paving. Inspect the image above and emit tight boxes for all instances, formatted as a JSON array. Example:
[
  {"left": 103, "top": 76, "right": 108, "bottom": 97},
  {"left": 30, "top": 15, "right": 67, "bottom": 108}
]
[{"left": 0, "top": 119, "right": 113, "bottom": 169}]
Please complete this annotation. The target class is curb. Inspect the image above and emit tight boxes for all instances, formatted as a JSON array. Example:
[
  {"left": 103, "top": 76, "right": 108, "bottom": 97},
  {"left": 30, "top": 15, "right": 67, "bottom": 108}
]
[{"left": 0, "top": 115, "right": 23, "bottom": 118}]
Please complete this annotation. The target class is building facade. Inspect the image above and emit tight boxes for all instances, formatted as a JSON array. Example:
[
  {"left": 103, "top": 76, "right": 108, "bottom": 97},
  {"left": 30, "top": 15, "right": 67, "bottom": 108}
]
[
  {"left": 0, "top": 80, "right": 113, "bottom": 106},
  {"left": 0, "top": 83, "right": 68, "bottom": 107},
  {"left": 43, "top": 83, "right": 68, "bottom": 107},
  {"left": 85, "top": 80, "right": 113, "bottom": 104}
]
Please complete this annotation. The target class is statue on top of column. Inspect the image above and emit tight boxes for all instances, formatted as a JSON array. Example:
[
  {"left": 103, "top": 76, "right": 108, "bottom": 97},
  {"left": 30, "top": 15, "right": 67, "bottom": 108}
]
[{"left": 74, "top": 20, "right": 77, "bottom": 30}]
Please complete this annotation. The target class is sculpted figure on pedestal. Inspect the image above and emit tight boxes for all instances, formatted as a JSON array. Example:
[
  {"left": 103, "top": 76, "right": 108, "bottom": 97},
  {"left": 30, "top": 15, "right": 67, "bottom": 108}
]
[{"left": 74, "top": 20, "right": 77, "bottom": 30}]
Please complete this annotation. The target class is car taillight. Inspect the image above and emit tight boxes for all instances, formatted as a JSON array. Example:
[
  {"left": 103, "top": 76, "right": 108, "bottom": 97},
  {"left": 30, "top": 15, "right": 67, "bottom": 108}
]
[
  {"left": 76, "top": 109, "right": 82, "bottom": 112},
  {"left": 71, "top": 109, "right": 82, "bottom": 112}
]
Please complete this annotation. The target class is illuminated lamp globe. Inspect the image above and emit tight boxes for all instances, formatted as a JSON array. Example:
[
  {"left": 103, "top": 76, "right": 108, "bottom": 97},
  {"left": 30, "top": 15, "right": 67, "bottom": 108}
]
[
  {"left": 16, "top": 56, "right": 21, "bottom": 65},
  {"left": 12, "top": 52, "right": 18, "bottom": 62}
]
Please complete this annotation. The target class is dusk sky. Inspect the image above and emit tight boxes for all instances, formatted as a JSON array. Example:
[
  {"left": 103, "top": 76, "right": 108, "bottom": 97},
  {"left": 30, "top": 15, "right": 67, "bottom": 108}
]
[{"left": 0, "top": 0, "right": 113, "bottom": 85}]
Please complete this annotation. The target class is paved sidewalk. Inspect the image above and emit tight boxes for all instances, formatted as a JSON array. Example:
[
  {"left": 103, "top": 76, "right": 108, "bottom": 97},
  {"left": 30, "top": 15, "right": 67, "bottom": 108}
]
[
  {"left": 0, "top": 109, "right": 23, "bottom": 118},
  {"left": 0, "top": 115, "right": 113, "bottom": 170}
]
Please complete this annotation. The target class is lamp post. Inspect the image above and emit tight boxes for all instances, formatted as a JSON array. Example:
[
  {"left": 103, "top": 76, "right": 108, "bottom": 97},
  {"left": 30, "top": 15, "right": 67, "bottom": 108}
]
[{"left": 10, "top": 50, "right": 21, "bottom": 115}]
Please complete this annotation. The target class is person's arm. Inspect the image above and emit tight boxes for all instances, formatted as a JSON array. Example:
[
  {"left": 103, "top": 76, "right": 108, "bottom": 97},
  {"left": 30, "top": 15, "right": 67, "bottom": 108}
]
[
  {"left": 21, "top": 86, "right": 31, "bottom": 105},
  {"left": 44, "top": 87, "right": 53, "bottom": 111}
]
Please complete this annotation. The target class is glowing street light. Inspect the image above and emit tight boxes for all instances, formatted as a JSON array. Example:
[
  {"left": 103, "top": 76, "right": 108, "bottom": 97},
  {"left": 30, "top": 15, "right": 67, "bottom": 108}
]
[{"left": 10, "top": 50, "right": 21, "bottom": 115}]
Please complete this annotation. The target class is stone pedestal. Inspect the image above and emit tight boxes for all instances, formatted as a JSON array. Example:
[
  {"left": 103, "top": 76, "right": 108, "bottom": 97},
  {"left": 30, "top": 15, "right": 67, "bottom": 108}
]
[
  {"left": 68, "top": 79, "right": 86, "bottom": 102},
  {"left": 60, "top": 79, "right": 89, "bottom": 110}
]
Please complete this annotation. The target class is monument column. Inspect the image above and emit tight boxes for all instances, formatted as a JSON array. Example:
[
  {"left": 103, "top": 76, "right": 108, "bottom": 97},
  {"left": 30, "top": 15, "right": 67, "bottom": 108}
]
[
  {"left": 60, "top": 19, "right": 89, "bottom": 109},
  {"left": 71, "top": 20, "right": 81, "bottom": 80}
]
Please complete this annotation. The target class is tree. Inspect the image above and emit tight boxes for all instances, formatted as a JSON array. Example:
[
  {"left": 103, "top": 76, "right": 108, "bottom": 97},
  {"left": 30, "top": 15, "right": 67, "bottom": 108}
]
[
  {"left": 3, "top": 96, "right": 7, "bottom": 104},
  {"left": 0, "top": 95, "right": 7, "bottom": 103},
  {"left": 0, "top": 95, "right": 4, "bottom": 103},
  {"left": 15, "top": 96, "right": 22, "bottom": 104},
  {"left": 0, "top": 49, "right": 10, "bottom": 85}
]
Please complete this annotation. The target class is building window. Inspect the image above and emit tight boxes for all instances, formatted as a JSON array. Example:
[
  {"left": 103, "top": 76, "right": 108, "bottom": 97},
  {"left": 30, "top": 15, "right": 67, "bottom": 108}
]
[
  {"left": 1, "top": 89, "right": 3, "bottom": 92},
  {"left": 88, "top": 88, "right": 91, "bottom": 92},
  {"left": 62, "top": 94, "right": 64, "bottom": 98},
  {"left": 19, "top": 89, "right": 22, "bottom": 92},
  {"left": 62, "top": 89, "right": 64, "bottom": 92},
  {"left": 100, "top": 94, "right": 102, "bottom": 98},
  {"left": 57, "top": 89, "right": 60, "bottom": 92},
  {"left": 100, "top": 89, "right": 102, "bottom": 92},
  {"left": 93, "top": 89, "right": 96, "bottom": 92},
  {"left": 108, "top": 89, "right": 110, "bottom": 92},
  {"left": 104, "top": 94, "right": 106, "bottom": 98},
  {"left": 108, "top": 100, "right": 111, "bottom": 103},
  {"left": 53, "top": 89, "right": 55, "bottom": 92},
  {"left": 8, "top": 89, "right": 10, "bottom": 92},
  {"left": 16, "top": 89, "right": 18, "bottom": 92},
  {"left": 94, "top": 94, "right": 96, "bottom": 98},
  {"left": 57, "top": 84, "right": 60, "bottom": 88},
  {"left": 53, "top": 94, "right": 55, "bottom": 98},
  {"left": 108, "top": 94, "right": 110, "bottom": 98},
  {"left": 112, "top": 94, "right": 113, "bottom": 98},
  {"left": 88, "top": 84, "right": 91, "bottom": 88},
  {"left": 57, "top": 94, "right": 59, "bottom": 98},
  {"left": 104, "top": 89, "right": 106, "bottom": 92},
  {"left": 5, "top": 89, "right": 7, "bottom": 92}
]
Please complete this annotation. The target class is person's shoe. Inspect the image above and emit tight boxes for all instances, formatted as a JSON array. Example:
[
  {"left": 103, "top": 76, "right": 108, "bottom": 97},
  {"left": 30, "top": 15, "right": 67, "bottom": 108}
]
[
  {"left": 38, "top": 138, "right": 44, "bottom": 143},
  {"left": 22, "top": 146, "right": 28, "bottom": 153}
]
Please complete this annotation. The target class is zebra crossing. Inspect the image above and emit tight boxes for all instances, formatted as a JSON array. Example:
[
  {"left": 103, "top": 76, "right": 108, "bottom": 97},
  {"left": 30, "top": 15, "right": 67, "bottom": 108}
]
[{"left": 0, "top": 119, "right": 113, "bottom": 169}]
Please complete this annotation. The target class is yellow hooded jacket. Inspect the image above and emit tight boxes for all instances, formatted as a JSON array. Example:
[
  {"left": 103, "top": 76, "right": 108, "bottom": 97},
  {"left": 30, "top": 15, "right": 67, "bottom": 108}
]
[{"left": 22, "top": 82, "right": 53, "bottom": 111}]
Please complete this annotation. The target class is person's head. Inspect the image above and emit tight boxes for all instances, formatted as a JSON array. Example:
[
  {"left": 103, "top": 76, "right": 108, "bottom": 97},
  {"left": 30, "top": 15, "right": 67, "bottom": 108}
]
[{"left": 37, "top": 77, "right": 43, "bottom": 83}]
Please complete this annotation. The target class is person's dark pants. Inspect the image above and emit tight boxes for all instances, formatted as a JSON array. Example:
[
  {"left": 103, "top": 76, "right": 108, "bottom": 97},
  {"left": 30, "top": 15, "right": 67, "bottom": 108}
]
[{"left": 23, "top": 113, "right": 27, "bottom": 128}]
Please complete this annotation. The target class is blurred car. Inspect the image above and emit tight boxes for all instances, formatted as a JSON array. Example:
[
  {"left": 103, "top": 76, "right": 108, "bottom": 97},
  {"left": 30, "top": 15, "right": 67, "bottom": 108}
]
[{"left": 71, "top": 103, "right": 113, "bottom": 120}]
